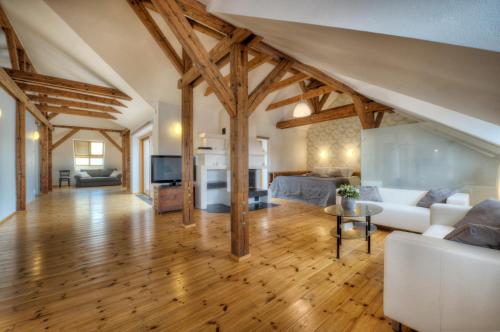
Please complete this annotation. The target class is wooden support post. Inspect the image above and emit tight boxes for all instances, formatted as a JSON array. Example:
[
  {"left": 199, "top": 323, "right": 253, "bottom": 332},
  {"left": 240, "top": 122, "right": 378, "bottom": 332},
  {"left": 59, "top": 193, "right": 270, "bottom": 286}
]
[
  {"left": 48, "top": 128, "right": 52, "bottom": 191},
  {"left": 121, "top": 130, "right": 131, "bottom": 192},
  {"left": 40, "top": 125, "right": 49, "bottom": 194},
  {"left": 229, "top": 43, "right": 250, "bottom": 260},
  {"left": 16, "top": 101, "right": 26, "bottom": 210},
  {"left": 181, "top": 50, "right": 195, "bottom": 228}
]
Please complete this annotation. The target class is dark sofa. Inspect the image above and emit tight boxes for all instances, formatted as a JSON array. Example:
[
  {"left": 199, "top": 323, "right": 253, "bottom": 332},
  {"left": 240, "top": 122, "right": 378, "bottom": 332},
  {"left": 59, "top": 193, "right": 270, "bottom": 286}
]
[{"left": 75, "top": 169, "right": 122, "bottom": 187}]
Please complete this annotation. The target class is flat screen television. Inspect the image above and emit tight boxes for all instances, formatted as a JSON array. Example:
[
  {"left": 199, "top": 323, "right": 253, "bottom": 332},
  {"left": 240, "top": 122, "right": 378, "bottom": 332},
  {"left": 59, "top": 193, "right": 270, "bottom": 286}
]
[{"left": 151, "top": 155, "right": 182, "bottom": 184}]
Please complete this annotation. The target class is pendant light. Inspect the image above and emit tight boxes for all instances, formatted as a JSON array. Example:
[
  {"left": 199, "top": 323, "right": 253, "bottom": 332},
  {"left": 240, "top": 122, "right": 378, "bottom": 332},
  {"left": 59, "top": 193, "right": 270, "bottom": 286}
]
[{"left": 293, "top": 95, "right": 312, "bottom": 118}]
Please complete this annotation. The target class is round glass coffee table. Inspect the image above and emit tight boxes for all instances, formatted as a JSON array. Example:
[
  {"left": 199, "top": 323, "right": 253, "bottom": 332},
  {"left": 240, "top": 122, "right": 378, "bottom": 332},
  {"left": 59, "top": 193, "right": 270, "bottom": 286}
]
[{"left": 324, "top": 203, "right": 383, "bottom": 259}]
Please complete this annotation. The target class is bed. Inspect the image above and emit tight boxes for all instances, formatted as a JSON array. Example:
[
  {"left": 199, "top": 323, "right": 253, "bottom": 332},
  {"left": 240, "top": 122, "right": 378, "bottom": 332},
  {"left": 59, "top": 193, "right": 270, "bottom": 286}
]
[{"left": 269, "top": 169, "right": 360, "bottom": 207}]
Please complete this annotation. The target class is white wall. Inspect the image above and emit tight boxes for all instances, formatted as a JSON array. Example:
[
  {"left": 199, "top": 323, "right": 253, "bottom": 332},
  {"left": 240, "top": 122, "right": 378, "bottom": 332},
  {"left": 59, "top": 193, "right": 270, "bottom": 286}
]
[
  {"left": 51, "top": 129, "right": 122, "bottom": 185},
  {"left": 0, "top": 86, "right": 16, "bottom": 220},
  {"left": 152, "top": 101, "right": 182, "bottom": 155},
  {"left": 25, "top": 112, "right": 40, "bottom": 203}
]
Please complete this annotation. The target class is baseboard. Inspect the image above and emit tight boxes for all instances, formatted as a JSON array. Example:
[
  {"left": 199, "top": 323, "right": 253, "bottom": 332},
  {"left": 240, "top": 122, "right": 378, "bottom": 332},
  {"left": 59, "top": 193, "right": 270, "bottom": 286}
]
[{"left": 0, "top": 211, "right": 17, "bottom": 225}]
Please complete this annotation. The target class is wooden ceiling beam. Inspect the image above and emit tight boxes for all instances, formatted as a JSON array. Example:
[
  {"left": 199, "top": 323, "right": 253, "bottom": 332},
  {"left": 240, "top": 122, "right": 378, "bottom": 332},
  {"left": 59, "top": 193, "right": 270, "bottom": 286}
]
[
  {"left": 204, "top": 54, "right": 271, "bottom": 96},
  {"left": 374, "top": 111, "right": 385, "bottom": 128},
  {"left": 299, "top": 80, "right": 318, "bottom": 112},
  {"left": 268, "top": 73, "right": 309, "bottom": 93},
  {"left": 28, "top": 95, "right": 122, "bottom": 113},
  {"left": 127, "top": 0, "right": 183, "bottom": 74},
  {"left": 266, "top": 85, "right": 336, "bottom": 111},
  {"left": 178, "top": 27, "right": 253, "bottom": 88},
  {"left": 247, "top": 59, "right": 292, "bottom": 115},
  {"left": 0, "top": 68, "right": 51, "bottom": 127},
  {"left": 318, "top": 92, "right": 331, "bottom": 111},
  {"left": 5, "top": 68, "right": 131, "bottom": 100},
  {"left": 99, "top": 130, "right": 122, "bottom": 152},
  {"left": 17, "top": 83, "right": 126, "bottom": 107},
  {"left": 53, "top": 125, "right": 124, "bottom": 133},
  {"left": 152, "top": 0, "right": 236, "bottom": 116},
  {"left": 353, "top": 94, "right": 374, "bottom": 129},
  {"left": 36, "top": 105, "right": 117, "bottom": 120},
  {"left": 276, "top": 102, "right": 391, "bottom": 129},
  {"left": 51, "top": 128, "right": 80, "bottom": 150}
]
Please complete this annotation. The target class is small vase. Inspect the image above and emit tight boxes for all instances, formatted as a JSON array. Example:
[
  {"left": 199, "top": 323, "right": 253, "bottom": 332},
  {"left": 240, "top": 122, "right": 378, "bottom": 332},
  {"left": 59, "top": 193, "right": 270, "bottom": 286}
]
[{"left": 341, "top": 197, "right": 356, "bottom": 211}]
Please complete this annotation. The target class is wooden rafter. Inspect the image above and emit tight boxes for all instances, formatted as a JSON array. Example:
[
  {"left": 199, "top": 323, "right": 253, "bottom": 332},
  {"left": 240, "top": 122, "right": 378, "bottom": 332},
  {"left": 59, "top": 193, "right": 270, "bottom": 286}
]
[
  {"left": 178, "top": 27, "right": 253, "bottom": 88},
  {"left": 204, "top": 54, "right": 271, "bottom": 96},
  {"left": 266, "top": 85, "right": 336, "bottom": 111},
  {"left": 36, "top": 105, "right": 116, "bottom": 120},
  {"left": 352, "top": 94, "right": 374, "bottom": 129},
  {"left": 51, "top": 128, "right": 80, "bottom": 150},
  {"left": 318, "top": 92, "right": 331, "bottom": 111},
  {"left": 152, "top": 0, "right": 236, "bottom": 116},
  {"left": 268, "top": 73, "right": 309, "bottom": 93},
  {"left": 28, "top": 95, "right": 121, "bottom": 113},
  {"left": 17, "top": 83, "right": 126, "bottom": 107},
  {"left": 374, "top": 111, "right": 385, "bottom": 128},
  {"left": 127, "top": 0, "right": 183, "bottom": 74},
  {"left": 276, "top": 103, "right": 392, "bottom": 129},
  {"left": 53, "top": 125, "right": 124, "bottom": 133},
  {"left": 247, "top": 59, "right": 291, "bottom": 114},
  {"left": 5, "top": 69, "right": 131, "bottom": 100},
  {"left": 99, "top": 130, "right": 122, "bottom": 152},
  {"left": 299, "top": 80, "right": 318, "bottom": 112},
  {"left": 0, "top": 68, "right": 51, "bottom": 127}
]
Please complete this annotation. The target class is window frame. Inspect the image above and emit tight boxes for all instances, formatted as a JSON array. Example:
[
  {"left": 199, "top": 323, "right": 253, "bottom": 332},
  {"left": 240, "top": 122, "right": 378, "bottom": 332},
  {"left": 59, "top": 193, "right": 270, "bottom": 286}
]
[{"left": 73, "top": 139, "right": 105, "bottom": 167}]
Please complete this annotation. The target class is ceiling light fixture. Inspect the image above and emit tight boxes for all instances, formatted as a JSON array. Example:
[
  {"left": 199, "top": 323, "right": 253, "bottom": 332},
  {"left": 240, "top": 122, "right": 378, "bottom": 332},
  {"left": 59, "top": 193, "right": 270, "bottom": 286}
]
[{"left": 293, "top": 96, "right": 312, "bottom": 118}]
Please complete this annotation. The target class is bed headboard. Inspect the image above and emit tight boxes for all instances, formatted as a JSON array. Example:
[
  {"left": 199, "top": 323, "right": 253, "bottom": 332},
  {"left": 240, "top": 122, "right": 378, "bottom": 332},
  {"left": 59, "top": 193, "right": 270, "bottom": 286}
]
[{"left": 268, "top": 170, "right": 310, "bottom": 187}]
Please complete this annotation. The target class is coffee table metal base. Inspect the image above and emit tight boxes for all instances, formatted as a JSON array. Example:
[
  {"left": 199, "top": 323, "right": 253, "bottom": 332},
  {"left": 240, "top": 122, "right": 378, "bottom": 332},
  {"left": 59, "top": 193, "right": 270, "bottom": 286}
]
[{"left": 336, "top": 216, "right": 372, "bottom": 259}]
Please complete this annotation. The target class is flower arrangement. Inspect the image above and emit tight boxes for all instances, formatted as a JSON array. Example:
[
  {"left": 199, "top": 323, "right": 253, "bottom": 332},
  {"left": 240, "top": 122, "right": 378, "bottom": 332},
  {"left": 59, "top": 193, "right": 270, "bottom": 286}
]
[{"left": 338, "top": 184, "right": 360, "bottom": 199}]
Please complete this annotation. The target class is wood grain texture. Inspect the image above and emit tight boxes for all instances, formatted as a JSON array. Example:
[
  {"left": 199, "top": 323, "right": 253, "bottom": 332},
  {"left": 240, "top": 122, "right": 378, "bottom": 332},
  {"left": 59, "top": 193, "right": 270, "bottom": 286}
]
[
  {"left": 229, "top": 43, "right": 249, "bottom": 258},
  {"left": 40, "top": 125, "right": 49, "bottom": 194},
  {"left": 266, "top": 85, "right": 336, "bottom": 111},
  {"left": 35, "top": 105, "right": 116, "bottom": 120},
  {"left": 15, "top": 101, "right": 25, "bottom": 211},
  {"left": 51, "top": 128, "right": 79, "bottom": 150},
  {"left": 181, "top": 50, "right": 194, "bottom": 227},
  {"left": 152, "top": 0, "right": 236, "bottom": 116},
  {"left": 99, "top": 130, "right": 122, "bottom": 153},
  {"left": 127, "top": 0, "right": 183, "bottom": 74},
  {"left": 28, "top": 95, "right": 121, "bottom": 113},
  {"left": 18, "top": 83, "right": 126, "bottom": 107},
  {"left": 353, "top": 94, "right": 374, "bottom": 129},
  {"left": 53, "top": 125, "right": 123, "bottom": 133},
  {"left": 5, "top": 68, "right": 131, "bottom": 100},
  {"left": 0, "top": 187, "right": 393, "bottom": 331},
  {"left": 0, "top": 68, "right": 51, "bottom": 127},
  {"left": 276, "top": 103, "right": 391, "bottom": 129}
]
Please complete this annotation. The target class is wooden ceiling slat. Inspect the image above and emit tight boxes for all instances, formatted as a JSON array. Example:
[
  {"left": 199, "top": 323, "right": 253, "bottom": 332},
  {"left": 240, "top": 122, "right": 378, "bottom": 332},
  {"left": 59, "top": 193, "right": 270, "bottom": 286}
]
[
  {"left": 53, "top": 125, "right": 123, "bottom": 133},
  {"left": 28, "top": 95, "right": 121, "bottom": 113},
  {"left": 266, "top": 85, "right": 337, "bottom": 111},
  {"left": 17, "top": 83, "right": 126, "bottom": 107},
  {"left": 36, "top": 105, "right": 117, "bottom": 120},
  {"left": 5, "top": 68, "right": 131, "bottom": 100}
]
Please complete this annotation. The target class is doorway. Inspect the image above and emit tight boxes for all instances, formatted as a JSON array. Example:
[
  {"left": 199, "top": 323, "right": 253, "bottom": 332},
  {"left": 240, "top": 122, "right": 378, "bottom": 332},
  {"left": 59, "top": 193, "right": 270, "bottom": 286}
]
[{"left": 139, "top": 136, "right": 151, "bottom": 196}]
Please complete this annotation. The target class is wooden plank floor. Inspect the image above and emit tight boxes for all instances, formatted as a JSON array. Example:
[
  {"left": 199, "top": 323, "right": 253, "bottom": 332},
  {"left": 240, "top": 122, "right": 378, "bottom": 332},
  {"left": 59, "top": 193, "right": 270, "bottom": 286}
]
[{"left": 0, "top": 187, "right": 394, "bottom": 331}]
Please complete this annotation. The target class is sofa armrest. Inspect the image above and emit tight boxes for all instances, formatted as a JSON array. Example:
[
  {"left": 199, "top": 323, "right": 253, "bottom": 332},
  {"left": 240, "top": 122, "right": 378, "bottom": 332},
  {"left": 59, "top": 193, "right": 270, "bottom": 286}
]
[
  {"left": 384, "top": 231, "right": 500, "bottom": 332},
  {"left": 430, "top": 203, "right": 470, "bottom": 226},
  {"left": 446, "top": 192, "right": 469, "bottom": 206}
]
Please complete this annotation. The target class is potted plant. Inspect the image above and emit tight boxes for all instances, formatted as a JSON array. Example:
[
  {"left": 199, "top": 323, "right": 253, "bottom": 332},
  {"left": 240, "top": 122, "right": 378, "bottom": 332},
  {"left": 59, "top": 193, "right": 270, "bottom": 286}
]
[{"left": 338, "top": 184, "right": 360, "bottom": 210}]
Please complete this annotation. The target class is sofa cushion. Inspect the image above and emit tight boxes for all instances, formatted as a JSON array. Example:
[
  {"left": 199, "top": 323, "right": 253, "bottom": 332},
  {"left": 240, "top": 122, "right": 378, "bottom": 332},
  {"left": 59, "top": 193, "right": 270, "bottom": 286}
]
[
  {"left": 417, "top": 188, "right": 458, "bottom": 208},
  {"left": 360, "top": 186, "right": 383, "bottom": 202},
  {"left": 82, "top": 169, "right": 114, "bottom": 177},
  {"left": 378, "top": 188, "right": 427, "bottom": 206},
  {"left": 445, "top": 199, "right": 500, "bottom": 249},
  {"left": 423, "top": 224, "right": 455, "bottom": 239}
]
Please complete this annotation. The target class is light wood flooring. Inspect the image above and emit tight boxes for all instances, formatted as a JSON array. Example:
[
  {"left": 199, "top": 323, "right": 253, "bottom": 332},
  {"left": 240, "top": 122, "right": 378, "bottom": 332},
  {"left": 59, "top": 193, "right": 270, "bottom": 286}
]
[{"left": 0, "top": 187, "right": 393, "bottom": 331}]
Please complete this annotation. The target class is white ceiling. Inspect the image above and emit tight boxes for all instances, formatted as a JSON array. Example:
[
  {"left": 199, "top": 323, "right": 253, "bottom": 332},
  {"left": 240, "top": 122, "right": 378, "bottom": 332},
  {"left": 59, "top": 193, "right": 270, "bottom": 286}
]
[{"left": 0, "top": 0, "right": 498, "bottom": 145}]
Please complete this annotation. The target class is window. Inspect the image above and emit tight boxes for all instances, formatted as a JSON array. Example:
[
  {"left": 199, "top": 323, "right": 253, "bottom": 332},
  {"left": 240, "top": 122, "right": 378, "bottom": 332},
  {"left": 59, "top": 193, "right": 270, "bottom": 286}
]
[{"left": 74, "top": 140, "right": 105, "bottom": 167}]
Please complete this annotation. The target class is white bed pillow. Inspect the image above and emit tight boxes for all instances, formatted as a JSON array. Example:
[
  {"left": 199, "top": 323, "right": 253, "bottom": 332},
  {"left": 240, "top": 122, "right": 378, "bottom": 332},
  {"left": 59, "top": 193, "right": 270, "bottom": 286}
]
[
  {"left": 77, "top": 171, "right": 91, "bottom": 178},
  {"left": 110, "top": 170, "right": 121, "bottom": 178}
]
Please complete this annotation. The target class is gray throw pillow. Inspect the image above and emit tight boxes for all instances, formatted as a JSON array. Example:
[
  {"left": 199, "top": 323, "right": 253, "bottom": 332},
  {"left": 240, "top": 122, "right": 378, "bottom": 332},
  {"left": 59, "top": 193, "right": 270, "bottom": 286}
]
[
  {"left": 416, "top": 188, "right": 457, "bottom": 208},
  {"left": 360, "top": 186, "right": 383, "bottom": 202},
  {"left": 445, "top": 199, "right": 500, "bottom": 250}
]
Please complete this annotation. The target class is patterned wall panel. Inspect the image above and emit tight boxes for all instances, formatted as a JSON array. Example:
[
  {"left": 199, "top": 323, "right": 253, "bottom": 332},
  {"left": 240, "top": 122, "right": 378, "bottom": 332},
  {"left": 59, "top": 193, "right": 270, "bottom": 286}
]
[{"left": 307, "top": 112, "right": 416, "bottom": 171}]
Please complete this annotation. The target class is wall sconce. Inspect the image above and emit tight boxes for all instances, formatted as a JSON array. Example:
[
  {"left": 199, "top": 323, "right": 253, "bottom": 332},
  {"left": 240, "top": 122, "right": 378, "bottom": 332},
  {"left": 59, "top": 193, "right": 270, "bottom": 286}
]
[
  {"left": 319, "top": 149, "right": 328, "bottom": 160},
  {"left": 346, "top": 148, "right": 355, "bottom": 158},
  {"left": 169, "top": 122, "right": 182, "bottom": 138},
  {"left": 0, "top": 109, "right": 2, "bottom": 119},
  {"left": 32, "top": 131, "right": 40, "bottom": 140}
]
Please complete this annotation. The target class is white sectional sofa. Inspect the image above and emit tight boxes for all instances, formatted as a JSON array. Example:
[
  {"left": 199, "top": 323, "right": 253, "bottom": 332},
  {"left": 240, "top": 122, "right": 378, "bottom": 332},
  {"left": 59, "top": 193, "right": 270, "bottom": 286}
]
[
  {"left": 355, "top": 187, "right": 470, "bottom": 233},
  {"left": 384, "top": 203, "right": 500, "bottom": 332}
]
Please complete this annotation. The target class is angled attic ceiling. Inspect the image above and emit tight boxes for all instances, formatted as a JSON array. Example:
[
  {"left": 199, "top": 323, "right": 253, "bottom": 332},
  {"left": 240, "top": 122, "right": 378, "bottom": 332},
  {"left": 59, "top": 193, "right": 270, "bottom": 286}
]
[{"left": 205, "top": 0, "right": 500, "bottom": 145}]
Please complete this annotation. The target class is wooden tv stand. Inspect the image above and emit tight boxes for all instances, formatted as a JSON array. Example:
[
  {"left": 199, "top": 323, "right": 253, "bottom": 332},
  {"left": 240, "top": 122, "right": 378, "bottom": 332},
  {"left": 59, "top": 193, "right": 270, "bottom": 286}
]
[{"left": 153, "top": 184, "right": 183, "bottom": 213}]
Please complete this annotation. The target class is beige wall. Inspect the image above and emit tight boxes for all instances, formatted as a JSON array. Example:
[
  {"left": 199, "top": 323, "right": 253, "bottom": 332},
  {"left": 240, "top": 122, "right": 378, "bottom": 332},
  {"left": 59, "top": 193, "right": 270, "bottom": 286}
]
[{"left": 307, "top": 112, "right": 415, "bottom": 172}]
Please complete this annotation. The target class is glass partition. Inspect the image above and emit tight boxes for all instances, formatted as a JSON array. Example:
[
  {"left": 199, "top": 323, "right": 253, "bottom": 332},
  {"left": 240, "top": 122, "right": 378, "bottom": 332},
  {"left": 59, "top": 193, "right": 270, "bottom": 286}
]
[{"left": 361, "top": 123, "right": 499, "bottom": 204}]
